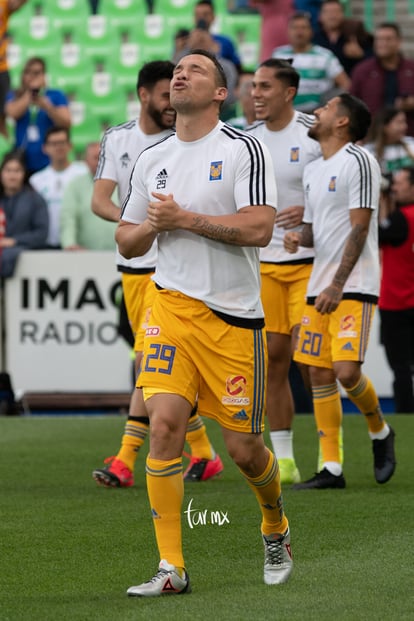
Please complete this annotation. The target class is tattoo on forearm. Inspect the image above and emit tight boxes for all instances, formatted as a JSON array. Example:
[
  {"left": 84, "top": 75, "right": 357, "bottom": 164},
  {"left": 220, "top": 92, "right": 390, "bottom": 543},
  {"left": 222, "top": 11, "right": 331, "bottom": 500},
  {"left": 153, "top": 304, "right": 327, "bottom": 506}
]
[
  {"left": 333, "top": 224, "right": 367, "bottom": 287},
  {"left": 192, "top": 216, "right": 240, "bottom": 242}
]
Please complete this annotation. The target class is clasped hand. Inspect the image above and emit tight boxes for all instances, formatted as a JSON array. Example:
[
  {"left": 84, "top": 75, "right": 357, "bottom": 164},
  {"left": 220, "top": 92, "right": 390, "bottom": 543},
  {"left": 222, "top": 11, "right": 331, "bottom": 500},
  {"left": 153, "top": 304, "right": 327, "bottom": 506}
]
[{"left": 147, "top": 192, "right": 184, "bottom": 232}]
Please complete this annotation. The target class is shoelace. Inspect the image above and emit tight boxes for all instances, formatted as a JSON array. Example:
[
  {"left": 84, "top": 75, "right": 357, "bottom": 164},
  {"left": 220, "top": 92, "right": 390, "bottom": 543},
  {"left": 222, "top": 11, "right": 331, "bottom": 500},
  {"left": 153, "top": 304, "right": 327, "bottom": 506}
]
[
  {"left": 264, "top": 538, "right": 284, "bottom": 566},
  {"left": 148, "top": 568, "right": 170, "bottom": 584}
]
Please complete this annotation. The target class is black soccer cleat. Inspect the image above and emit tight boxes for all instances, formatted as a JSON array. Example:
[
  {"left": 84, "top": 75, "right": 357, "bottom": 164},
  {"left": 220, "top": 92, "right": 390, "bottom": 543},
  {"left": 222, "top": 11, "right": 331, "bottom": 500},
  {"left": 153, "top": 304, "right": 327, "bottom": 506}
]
[
  {"left": 372, "top": 426, "right": 396, "bottom": 484},
  {"left": 292, "top": 467, "right": 346, "bottom": 490}
]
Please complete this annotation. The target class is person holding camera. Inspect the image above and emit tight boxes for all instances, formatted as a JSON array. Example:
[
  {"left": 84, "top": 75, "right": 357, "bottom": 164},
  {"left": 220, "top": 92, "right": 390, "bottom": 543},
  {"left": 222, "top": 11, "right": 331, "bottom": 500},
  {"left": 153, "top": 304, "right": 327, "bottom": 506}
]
[{"left": 5, "top": 57, "right": 71, "bottom": 175}]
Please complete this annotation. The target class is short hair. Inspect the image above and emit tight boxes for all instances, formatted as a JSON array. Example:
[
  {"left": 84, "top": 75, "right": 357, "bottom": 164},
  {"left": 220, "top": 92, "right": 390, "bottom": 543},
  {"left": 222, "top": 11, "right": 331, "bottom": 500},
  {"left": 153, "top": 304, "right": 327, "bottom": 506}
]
[
  {"left": 137, "top": 60, "right": 175, "bottom": 91},
  {"left": 288, "top": 11, "right": 312, "bottom": 26},
  {"left": 376, "top": 22, "right": 401, "bottom": 37},
  {"left": 184, "top": 48, "right": 227, "bottom": 88},
  {"left": 44, "top": 126, "right": 71, "bottom": 143},
  {"left": 259, "top": 58, "right": 300, "bottom": 90},
  {"left": 23, "top": 56, "right": 46, "bottom": 73},
  {"left": 321, "top": 0, "right": 343, "bottom": 7},
  {"left": 195, "top": 0, "right": 214, "bottom": 10},
  {"left": 400, "top": 167, "right": 414, "bottom": 186},
  {"left": 337, "top": 93, "right": 371, "bottom": 142}
]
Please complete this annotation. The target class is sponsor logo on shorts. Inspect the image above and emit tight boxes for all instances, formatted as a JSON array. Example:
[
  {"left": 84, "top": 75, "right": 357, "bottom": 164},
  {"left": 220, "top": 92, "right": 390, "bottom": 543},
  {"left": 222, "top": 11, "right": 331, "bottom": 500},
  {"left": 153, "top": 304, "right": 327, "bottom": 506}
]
[
  {"left": 222, "top": 374, "right": 249, "bottom": 405},
  {"left": 302, "top": 315, "right": 310, "bottom": 325},
  {"left": 209, "top": 161, "right": 223, "bottom": 181},
  {"left": 338, "top": 314, "right": 357, "bottom": 338},
  {"left": 341, "top": 341, "right": 355, "bottom": 351},
  {"left": 145, "top": 326, "right": 160, "bottom": 336}
]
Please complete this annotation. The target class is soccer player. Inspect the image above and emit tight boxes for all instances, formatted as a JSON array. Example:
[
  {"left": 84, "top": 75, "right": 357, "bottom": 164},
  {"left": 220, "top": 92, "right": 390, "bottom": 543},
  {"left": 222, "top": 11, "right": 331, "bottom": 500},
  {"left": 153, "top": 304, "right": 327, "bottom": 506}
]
[
  {"left": 247, "top": 58, "right": 321, "bottom": 484},
  {"left": 91, "top": 60, "right": 222, "bottom": 488},
  {"left": 117, "top": 49, "right": 292, "bottom": 596},
  {"left": 284, "top": 93, "right": 396, "bottom": 489}
]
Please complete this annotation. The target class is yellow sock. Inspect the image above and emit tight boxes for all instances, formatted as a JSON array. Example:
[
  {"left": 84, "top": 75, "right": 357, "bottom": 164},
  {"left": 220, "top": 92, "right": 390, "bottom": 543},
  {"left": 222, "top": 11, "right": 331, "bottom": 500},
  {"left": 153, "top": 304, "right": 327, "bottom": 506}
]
[
  {"left": 240, "top": 449, "right": 288, "bottom": 537},
  {"left": 312, "top": 384, "right": 342, "bottom": 465},
  {"left": 146, "top": 456, "right": 184, "bottom": 569},
  {"left": 345, "top": 374, "right": 385, "bottom": 434},
  {"left": 185, "top": 414, "right": 214, "bottom": 460},
  {"left": 117, "top": 419, "right": 149, "bottom": 471}
]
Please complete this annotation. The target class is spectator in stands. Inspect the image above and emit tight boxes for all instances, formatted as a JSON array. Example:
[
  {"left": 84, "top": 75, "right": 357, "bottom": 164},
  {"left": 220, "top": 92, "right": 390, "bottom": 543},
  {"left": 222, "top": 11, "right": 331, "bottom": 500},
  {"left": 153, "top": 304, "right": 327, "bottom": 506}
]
[
  {"left": 350, "top": 23, "right": 414, "bottom": 137},
  {"left": 0, "top": 1, "right": 28, "bottom": 138},
  {"left": 378, "top": 166, "right": 414, "bottom": 413},
  {"left": 30, "top": 127, "right": 87, "bottom": 249},
  {"left": 294, "top": 0, "right": 322, "bottom": 31},
  {"left": 0, "top": 150, "right": 48, "bottom": 277},
  {"left": 248, "top": 0, "right": 294, "bottom": 62},
  {"left": 60, "top": 142, "right": 117, "bottom": 251},
  {"left": 5, "top": 57, "right": 71, "bottom": 175},
  {"left": 313, "top": 0, "right": 373, "bottom": 76},
  {"left": 227, "top": 70, "right": 256, "bottom": 129},
  {"left": 191, "top": 0, "right": 241, "bottom": 71},
  {"left": 272, "top": 11, "right": 350, "bottom": 113},
  {"left": 364, "top": 107, "right": 414, "bottom": 176}
]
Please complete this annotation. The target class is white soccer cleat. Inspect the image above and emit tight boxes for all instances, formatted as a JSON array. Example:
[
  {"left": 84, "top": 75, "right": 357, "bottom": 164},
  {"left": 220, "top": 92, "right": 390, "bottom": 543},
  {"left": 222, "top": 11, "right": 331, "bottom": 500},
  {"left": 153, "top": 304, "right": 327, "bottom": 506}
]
[
  {"left": 263, "top": 528, "right": 293, "bottom": 585},
  {"left": 127, "top": 559, "right": 191, "bottom": 597}
]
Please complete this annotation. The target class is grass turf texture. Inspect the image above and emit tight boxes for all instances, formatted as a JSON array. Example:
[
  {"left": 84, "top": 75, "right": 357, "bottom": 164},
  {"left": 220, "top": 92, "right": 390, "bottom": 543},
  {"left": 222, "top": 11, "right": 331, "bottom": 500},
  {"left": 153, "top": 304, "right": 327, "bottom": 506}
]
[{"left": 1, "top": 414, "right": 413, "bottom": 621}]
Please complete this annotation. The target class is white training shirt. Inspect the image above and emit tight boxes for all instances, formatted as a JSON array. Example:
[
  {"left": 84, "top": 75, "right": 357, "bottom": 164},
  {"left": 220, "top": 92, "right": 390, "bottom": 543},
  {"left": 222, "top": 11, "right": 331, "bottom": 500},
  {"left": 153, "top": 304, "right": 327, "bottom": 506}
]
[
  {"left": 303, "top": 142, "right": 381, "bottom": 298},
  {"left": 95, "top": 119, "right": 173, "bottom": 270},
  {"left": 30, "top": 161, "right": 88, "bottom": 247},
  {"left": 247, "top": 111, "right": 321, "bottom": 263},
  {"left": 121, "top": 122, "right": 277, "bottom": 319}
]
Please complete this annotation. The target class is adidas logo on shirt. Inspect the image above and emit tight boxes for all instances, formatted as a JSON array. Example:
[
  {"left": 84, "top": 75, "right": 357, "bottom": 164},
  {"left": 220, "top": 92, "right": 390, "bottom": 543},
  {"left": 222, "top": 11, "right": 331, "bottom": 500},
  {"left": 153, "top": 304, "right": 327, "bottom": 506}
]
[{"left": 156, "top": 168, "right": 168, "bottom": 189}]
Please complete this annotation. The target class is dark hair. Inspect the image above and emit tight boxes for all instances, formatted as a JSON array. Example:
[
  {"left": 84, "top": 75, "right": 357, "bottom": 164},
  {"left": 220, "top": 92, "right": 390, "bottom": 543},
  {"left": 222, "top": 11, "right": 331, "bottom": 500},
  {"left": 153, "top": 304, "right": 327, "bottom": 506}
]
[
  {"left": 337, "top": 93, "right": 371, "bottom": 142},
  {"left": 0, "top": 150, "right": 29, "bottom": 194},
  {"left": 368, "top": 107, "right": 410, "bottom": 161},
  {"left": 44, "top": 126, "right": 71, "bottom": 144},
  {"left": 137, "top": 60, "right": 175, "bottom": 91},
  {"left": 259, "top": 58, "right": 300, "bottom": 90},
  {"left": 195, "top": 0, "right": 214, "bottom": 10},
  {"left": 321, "top": 0, "right": 343, "bottom": 7},
  {"left": 376, "top": 22, "right": 401, "bottom": 37},
  {"left": 288, "top": 11, "right": 312, "bottom": 26},
  {"left": 23, "top": 56, "right": 46, "bottom": 72},
  {"left": 184, "top": 48, "right": 227, "bottom": 88},
  {"left": 400, "top": 166, "right": 414, "bottom": 185}
]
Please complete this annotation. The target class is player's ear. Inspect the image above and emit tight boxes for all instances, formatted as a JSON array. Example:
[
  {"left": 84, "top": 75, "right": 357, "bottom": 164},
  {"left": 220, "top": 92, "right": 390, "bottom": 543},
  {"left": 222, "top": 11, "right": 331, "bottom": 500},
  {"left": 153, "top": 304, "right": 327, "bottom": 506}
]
[{"left": 214, "top": 86, "right": 228, "bottom": 104}]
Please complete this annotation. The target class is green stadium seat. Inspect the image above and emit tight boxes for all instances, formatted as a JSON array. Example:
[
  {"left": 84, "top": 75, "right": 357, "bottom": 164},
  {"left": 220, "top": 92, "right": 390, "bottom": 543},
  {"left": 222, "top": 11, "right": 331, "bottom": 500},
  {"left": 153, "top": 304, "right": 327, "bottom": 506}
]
[
  {"left": 156, "top": 0, "right": 194, "bottom": 16},
  {"left": 98, "top": 0, "right": 147, "bottom": 29},
  {"left": 43, "top": 0, "right": 90, "bottom": 30},
  {"left": 47, "top": 55, "right": 94, "bottom": 92},
  {"left": 218, "top": 13, "right": 260, "bottom": 70}
]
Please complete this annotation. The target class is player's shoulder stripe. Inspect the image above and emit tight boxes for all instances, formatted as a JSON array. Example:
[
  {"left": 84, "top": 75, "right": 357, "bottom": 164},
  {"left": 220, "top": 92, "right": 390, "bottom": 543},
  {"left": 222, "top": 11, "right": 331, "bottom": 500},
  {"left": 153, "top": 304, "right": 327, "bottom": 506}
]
[
  {"left": 345, "top": 143, "right": 375, "bottom": 207},
  {"left": 96, "top": 121, "right": 142, "bottom": 177},
  {"left": 220, "top": 124, "right": 268, "bottom": 206},
  {"left": 244, "top": 120, "right": 265, "bottom": 133},
  {"left": 104, "top": 119, "right": 136, "bottom": 136},
  {"left": 296, "top": 112, "right": 315, "bottom": 129}
]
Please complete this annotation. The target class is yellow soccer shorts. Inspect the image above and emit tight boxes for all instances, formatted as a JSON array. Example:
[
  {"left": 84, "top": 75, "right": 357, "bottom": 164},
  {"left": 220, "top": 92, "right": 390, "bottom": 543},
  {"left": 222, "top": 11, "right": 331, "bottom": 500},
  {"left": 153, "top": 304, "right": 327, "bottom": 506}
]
[
  {"left": 121, "top": 272, "right": 157, "bottom": 352},
  {"left": 139, "top": 289, "right": 268, "bottom": 434},
  {"left": 294, "top": 299, "right": 376, "bottom": 369},
  {"left": 260, "top": 262, "right": 312, "bottom": 335}
]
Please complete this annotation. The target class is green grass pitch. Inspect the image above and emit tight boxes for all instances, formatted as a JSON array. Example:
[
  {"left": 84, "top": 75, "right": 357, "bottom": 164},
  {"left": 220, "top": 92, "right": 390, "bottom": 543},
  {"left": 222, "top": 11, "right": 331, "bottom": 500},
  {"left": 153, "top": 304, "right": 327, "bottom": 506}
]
[{"left": 1, "top": 413, "right": 413, "bottom": 621}]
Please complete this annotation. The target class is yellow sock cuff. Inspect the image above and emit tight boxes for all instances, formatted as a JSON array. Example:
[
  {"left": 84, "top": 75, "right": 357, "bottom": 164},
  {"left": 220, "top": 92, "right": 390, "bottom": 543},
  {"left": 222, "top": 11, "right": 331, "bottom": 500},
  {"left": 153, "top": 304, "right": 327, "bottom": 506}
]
[
  {"left": 241, "top": 449, "right": 276, "bottom": 487},
  {"left": 146, "top": 456, "right": 182, "bottom": 477}
]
